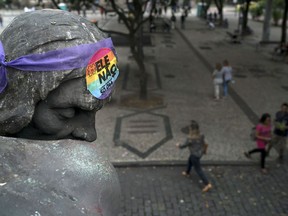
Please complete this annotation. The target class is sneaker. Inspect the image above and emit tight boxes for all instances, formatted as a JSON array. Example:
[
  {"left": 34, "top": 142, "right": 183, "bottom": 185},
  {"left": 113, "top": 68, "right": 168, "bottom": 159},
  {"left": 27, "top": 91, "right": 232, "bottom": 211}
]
[
  {"left": 182, "top": 171, "right": 190, "bottom": 177},
  {"left": 261, "top": 169, "right": 268, "bottom": 174},
  {"left": 244, "top": 152, "right": 251, "bottom": 159},
  {"left": 202, "top": 183, "right": 212, "bottom": 192}
]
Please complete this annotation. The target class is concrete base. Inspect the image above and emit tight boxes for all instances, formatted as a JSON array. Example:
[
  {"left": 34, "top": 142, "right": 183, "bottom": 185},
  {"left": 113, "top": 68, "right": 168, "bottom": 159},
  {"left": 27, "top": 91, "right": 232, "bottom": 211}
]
[{"left": 0, "top": 137, "right": 120, "bottom": 216}]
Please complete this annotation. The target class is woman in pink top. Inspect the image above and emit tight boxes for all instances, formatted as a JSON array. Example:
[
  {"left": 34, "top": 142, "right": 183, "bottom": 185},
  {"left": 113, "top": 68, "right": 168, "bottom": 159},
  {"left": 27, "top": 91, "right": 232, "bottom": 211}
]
[{"left": 244, "top": 113, "right": 272, "bottom": 174}]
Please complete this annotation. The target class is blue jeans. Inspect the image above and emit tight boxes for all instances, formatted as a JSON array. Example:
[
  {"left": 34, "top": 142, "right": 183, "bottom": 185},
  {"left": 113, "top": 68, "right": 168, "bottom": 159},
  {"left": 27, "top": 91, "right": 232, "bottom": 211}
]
[
  {"left": 223, "top": 80, "right": 230, "bottom": 96},
  {"left": 186, "top": 155, "right": 209, "bottom": 185}
]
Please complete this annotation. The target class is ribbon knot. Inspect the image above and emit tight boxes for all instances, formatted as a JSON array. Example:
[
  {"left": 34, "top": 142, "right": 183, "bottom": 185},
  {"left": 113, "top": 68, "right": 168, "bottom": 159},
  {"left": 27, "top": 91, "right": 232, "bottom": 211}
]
[{"left": 0, "top": 42, "right": 8, "bottom": 93}]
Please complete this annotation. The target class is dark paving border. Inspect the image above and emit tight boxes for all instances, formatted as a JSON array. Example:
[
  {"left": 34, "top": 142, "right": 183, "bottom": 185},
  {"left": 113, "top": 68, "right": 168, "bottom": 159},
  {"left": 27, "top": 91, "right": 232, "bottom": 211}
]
[
  {"left": 112, "top": 159, "right": 279, "bottom": 167},
  {"left": 176, "top": 28, "right": 259, "bottom": 125}
]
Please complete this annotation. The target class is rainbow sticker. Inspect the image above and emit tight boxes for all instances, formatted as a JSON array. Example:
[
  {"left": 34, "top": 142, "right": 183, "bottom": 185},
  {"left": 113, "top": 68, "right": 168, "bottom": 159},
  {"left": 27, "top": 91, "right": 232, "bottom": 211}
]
[{"left": 86, "top": 48, "right": 119, "bottom": 99}]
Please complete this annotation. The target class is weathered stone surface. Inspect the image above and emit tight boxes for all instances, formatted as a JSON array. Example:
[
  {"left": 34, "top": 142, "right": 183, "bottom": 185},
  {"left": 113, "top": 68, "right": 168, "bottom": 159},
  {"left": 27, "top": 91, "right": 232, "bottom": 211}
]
[
  {"left": 0, "top": 137, "right": 121, "bottom": 216},
  {"left": 0, "top": 9, "right": 107, "bottom": 140},
  {"left": 0, "top": 10, "right": 121, "bottom": 216}
]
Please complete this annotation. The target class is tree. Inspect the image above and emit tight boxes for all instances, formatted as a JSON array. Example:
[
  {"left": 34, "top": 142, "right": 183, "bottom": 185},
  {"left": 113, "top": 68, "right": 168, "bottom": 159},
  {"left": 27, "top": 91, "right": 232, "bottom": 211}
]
[
  {"left": 4, "top": 0, "right": 12, "bottom": 8},
  {"left": 261, "top": 0, "right": 272, "bottom": 41},
  {"left": 270, "top": 0, "right": 285, "bottom": 26},
  {"left": 280, "top": 0, "right": 288, "bottom": 43},
  {"left": 250, "top": 1, "right": 264, "bottom": 20},
  {"left": 261, "top": 0, "right": 287, "bottom": 42},
  {"left": 240, "top": 0, "right": 252, "bottom": 35},
  {"left": 214, "top": 0, "right": 224, "bottom": 24},
  {"left": 199, "top": 0, "right": 212, "bottom": 18},
  {"left": 50, "top": 0, "right": 61, "bottom": 9},
  {"left": 107, "top": 0, "right": 150, "bottom": 99},
  {"left": 51, "top": 0, "right": 151, "bottom": 100},
  {"left": 0, "top": 0, "right": 5, "bottom": 8}
]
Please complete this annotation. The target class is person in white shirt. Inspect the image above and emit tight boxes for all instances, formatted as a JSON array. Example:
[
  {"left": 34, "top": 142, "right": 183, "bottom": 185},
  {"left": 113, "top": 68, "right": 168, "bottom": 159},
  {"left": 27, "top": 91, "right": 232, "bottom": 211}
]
[
  {"left": 221, "top": 60, "right": 233, "bottom": 97},
  {"left": 212, "top": 63, "right": 223, "bottom": 100}
]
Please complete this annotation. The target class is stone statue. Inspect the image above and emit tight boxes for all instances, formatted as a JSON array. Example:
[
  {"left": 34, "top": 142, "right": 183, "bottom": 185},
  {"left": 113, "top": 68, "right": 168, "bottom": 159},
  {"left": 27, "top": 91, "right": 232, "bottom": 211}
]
[
  {"left": 0, "top": 9, "right": 120, "bottom": 215},
  {"left": 0, "top": 9, "right": 118, "bottom": 142}
]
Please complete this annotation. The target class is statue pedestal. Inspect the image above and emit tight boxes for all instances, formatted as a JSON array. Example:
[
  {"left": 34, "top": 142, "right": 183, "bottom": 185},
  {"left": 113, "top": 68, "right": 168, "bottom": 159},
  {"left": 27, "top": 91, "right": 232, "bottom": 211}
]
[{"left": 0, "top": 137, "right": 120, "bottom": 216}]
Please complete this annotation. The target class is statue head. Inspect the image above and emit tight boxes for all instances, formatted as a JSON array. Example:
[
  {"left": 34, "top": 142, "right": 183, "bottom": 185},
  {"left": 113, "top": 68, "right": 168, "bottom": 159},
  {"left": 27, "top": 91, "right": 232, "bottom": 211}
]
[{"left": 0, "top": 9, "right": 119, "bottom": 142}]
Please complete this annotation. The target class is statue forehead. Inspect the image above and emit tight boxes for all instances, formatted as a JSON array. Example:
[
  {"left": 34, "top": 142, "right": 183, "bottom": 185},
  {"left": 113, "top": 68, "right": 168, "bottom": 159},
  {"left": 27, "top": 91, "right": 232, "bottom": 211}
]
[
  {"left": 1, "top": 9, "right": 106, "bottom": 59},
  {"left": 0, "top": 9, "right": 108, "bottom": 94}
]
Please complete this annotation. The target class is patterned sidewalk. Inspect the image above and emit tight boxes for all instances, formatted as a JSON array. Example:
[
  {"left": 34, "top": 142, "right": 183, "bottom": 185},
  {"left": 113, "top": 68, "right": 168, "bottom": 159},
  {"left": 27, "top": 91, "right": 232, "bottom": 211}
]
[{"left": 96, "top": 9, "right": 287, "bottom": 165}]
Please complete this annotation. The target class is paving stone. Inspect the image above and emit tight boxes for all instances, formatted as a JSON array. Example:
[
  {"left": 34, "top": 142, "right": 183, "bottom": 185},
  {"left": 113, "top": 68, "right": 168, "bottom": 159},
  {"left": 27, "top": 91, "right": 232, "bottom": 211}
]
[{"left": 117, "top": 164, "right": 288, "bottom": 215}]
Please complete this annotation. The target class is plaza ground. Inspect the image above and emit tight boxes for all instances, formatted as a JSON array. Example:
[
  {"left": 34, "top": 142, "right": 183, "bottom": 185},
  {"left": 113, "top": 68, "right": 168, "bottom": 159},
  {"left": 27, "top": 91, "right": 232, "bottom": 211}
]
[{"left": 0, "top": 7, "right": 287, "bottom": 215}]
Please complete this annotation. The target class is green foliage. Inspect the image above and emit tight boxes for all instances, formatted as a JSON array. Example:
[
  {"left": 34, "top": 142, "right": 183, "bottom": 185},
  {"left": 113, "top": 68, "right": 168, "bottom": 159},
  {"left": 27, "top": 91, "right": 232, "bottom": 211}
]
[
  {"left": 250, "top": 1, "right": 264, "bottom": 19},
  {"left": 272, "top": 8, "right": 283, "bottom": 25},
  {"left": 270, "top": 0, "right": 285, "bottom": 25},
  {"left": 272, "top": 0, "right": 285, "bottom": 8},
  {"left": 0, "top": 0, "right": 5, "bottom": 8}
]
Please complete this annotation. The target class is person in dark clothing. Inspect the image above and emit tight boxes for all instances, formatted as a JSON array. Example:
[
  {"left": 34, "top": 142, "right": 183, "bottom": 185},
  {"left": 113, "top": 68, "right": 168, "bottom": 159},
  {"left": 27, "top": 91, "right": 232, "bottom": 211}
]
[
  {"left": 267, "top": 103, "right": 288, "bottom": 162},
  {"left": 180, "top": 13, "right": 186, "bottom": 29},
  {"left": 176, "top": 120, "right": 212, "bottom": 192},
  {"left": 213, "top": 11, "right": 218, "bottom": 22},
  {"left": 171, "top": 13, "right": 176, "bottom": 29}
]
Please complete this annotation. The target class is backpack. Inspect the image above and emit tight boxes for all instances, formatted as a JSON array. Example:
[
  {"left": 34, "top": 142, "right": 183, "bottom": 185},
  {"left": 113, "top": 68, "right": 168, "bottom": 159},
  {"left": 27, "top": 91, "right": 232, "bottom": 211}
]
[{"left": 250, "top": 126, "right": 256, "bottom": 141}]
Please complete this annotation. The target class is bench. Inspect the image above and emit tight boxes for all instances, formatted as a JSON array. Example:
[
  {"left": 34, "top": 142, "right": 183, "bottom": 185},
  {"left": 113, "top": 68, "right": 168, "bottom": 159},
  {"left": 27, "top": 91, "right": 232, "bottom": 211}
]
[{"left": 226, "top": 31, "right": 240, "bottom": 43}]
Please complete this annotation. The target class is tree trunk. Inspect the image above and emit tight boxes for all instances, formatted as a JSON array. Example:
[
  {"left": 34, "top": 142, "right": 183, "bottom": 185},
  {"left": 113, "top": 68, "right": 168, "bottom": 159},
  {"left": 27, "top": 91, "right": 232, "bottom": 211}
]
[
  {"left": 137, "top": 24, "right": 147, "bottom": 100},
  {"left": 261, "top": 0, "right": 273, "bottom": 41},
  {"left": 281, "top": 0, "right": 288, "bottom": 43},
  {"left": 241, "top": 0, "right": 251, "bottom": 35},
  {"left": 104, "top": 0, "right": 148, "bottom": 100},
  {"left": 214, "top": 0, "right": 224, "bottom": 25},
  {"left": 50, "top": 0, "right": 61, "bottom": 9},
  {"left": 201, "top": 0, "right": 211, "bottom": 18},
  {"left": 130, "top": 34, "right": 147, "bottom": 100},
  {"left": 138, "top": 61, "right": 148, "bottom": 100}
]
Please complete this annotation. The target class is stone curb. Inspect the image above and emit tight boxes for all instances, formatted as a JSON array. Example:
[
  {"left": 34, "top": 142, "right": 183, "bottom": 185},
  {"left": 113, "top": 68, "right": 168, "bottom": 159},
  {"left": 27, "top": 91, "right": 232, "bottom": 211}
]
[{"left": 112, "top": 159, "right": 279, "bottom": 168}]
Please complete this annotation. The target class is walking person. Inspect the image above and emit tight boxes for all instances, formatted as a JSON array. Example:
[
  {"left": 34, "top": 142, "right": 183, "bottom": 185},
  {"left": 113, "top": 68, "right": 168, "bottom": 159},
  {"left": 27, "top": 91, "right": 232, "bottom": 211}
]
[
  {"left": 221, "top": 59, "right": 233, "bottom": 98},
  {"left": 212, "top": 63, "right": 223, "bottom": 100},
  {"left": 244, "top": 113, "right": 272, "bottom": 174},
  {"left": 267, "top": 103, "right": 288, "bottom": 162},
  {"left": 176, "top": 120, "right": 212, "bottom": 192},
  {"left": 180, "top": 12, "right": 186, "bottom": 29},
  {"left": 170, "top": 13, "right": 176, "bottom": 29}
]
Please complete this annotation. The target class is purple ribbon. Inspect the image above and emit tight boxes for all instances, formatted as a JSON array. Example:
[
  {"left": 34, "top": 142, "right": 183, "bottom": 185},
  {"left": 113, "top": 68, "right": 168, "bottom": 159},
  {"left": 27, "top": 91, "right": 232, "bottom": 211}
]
[{"left": 0, "top": 37, "right": 116, "bottom": 94}]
